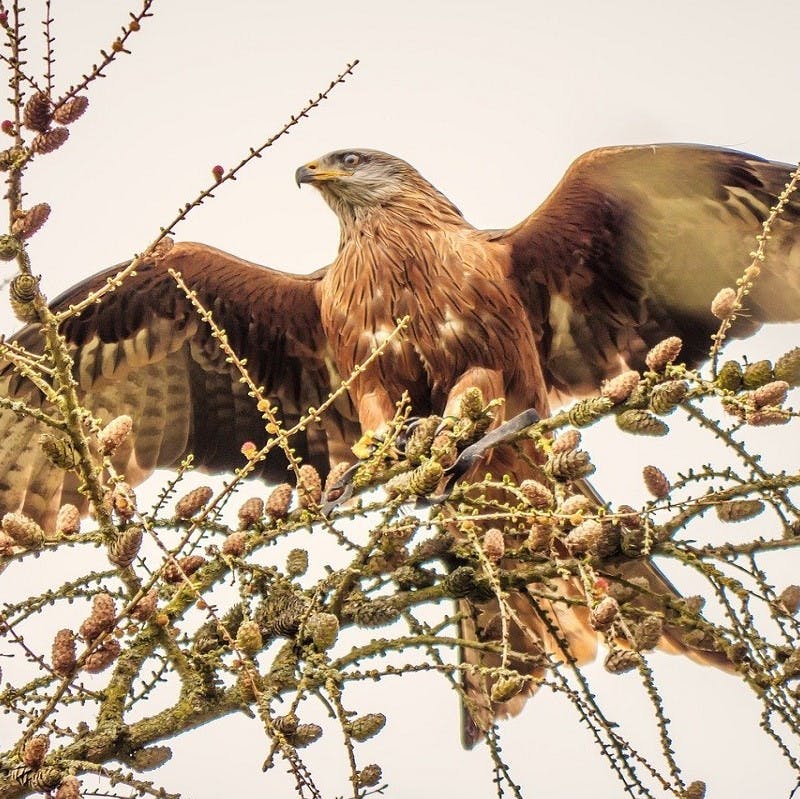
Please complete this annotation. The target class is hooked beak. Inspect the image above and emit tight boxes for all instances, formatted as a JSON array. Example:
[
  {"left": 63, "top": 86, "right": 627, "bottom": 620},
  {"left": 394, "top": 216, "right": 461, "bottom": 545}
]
[{"left": 295, "top": 162, "right": 350, "bottom": 187}]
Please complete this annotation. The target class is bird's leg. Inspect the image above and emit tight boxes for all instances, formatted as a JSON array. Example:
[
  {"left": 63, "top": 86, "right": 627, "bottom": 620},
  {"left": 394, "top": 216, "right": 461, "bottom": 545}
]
[
  {"left": 443, "top": 367, "right": 506, "bottom": 428},
  {"left": 351, "top": 385, "right": 397, "bottom": 459},
  {"left": 439, "top": 367, "right": 543, "bottom": 485}
]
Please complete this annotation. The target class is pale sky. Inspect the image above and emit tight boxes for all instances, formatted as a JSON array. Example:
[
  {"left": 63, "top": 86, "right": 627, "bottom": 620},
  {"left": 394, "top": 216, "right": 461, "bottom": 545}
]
[{"left": 2, "top": 1, "right": 800, "bottom": 797}]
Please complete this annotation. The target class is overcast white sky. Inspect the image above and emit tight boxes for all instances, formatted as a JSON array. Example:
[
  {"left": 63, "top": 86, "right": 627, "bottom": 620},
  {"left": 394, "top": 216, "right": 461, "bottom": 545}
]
[{"left": 2, "top": 1, "right": 800, "bottom": 797}]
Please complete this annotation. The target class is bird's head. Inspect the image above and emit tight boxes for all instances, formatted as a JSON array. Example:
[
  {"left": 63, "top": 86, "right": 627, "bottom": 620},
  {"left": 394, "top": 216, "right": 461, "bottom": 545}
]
[{"left": 295, "top": 148, "right": 464, "bottom": 226}]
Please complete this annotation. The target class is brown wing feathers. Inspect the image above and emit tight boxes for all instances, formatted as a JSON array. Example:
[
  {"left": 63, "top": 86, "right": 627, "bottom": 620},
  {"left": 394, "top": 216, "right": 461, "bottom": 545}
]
[
  {"left": 498, "top": 144, "right": 800, "bottom": 395},
  {"left": 0, "top": 242, "right": 354, "bottom": 528}
]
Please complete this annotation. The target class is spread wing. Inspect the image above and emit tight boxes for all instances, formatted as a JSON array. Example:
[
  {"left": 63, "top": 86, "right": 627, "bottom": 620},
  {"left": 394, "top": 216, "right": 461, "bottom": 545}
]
[
  {"left": 0, "top": 241, "right": 357, "bottom": 529},
  {"left": 493, "top": 144, "right": 800, "bottom": 395}
]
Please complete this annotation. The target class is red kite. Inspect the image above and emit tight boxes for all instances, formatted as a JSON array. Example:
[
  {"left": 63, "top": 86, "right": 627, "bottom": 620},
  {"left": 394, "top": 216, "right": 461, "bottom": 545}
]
[{"left": 1, "top": 143, "right": 799, "bottom": 743}]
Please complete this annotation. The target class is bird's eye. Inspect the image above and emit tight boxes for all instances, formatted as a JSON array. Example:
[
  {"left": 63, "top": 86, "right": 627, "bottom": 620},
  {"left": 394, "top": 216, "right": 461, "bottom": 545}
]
[{"left": 342, "top": 153, "right": 360, "bottom": 168}]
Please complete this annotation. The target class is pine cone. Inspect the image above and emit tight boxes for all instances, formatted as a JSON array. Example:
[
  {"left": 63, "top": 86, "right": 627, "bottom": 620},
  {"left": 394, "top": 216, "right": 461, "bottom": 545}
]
[
  {"left": 266, "top": 483, "right": 293, "bottom": 519},
  {"left": 616, "top": 409, "right": 669, "bottom": 436},
  {"left": 31, "top": 126, "right": 69, "bottom": 154},
  {"left": 53, "top": 95, "right": 89, "bottom": 125},
  {"left": 23, "top": 92, "right": 52, "bottom": 132},
  {"left": 11, "top": 202, "right": 50, "bottom": 239},
  {"left": 108, "top": 525, "right": 143, "bottom": 568},
  {"left": 297, "top": 464, "right": 322, "bottom": 508},
  {"left": 601, "top": 370, "right": 640, "bottom": 404},
  {"left": 348, "top": 712, "right": 386, "bottom": 742},
  {"left": 642, "top": 465, "right": 670, "bottom": 498},
  {"left": 97, "top": 414, "right": 132, "bottom": 455},
  {"left": 645, "top": 336, "right": 682, "bottom": 371},
  {"left": 52, "top": 629, "right": 77, "bottom": 676},
  {"left": 174, "top": 486, "right": 213, "bottom": 519},
  {"left": 83, "top": 638, "right": 121, "bottom": 673}
]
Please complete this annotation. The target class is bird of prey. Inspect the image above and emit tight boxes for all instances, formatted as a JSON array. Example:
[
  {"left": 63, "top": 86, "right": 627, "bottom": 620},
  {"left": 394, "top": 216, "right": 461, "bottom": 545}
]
[{"left": 1, "top": 143, "right": 799, "bottom": 743}]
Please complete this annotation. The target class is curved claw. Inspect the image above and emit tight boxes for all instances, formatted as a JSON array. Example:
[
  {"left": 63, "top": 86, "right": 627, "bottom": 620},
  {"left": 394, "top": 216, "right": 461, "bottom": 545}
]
[
  {"left": 320, "top": 462, "right": 362, "bottom": 517},
  {"left": 444, "top": 408, "right": 542, "bottom": 482}
]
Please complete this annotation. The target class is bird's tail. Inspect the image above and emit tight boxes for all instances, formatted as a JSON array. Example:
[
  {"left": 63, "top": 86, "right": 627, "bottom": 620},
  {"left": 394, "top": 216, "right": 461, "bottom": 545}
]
[{"left": 454, "top": 447, "right": 732, "bottom": 748}]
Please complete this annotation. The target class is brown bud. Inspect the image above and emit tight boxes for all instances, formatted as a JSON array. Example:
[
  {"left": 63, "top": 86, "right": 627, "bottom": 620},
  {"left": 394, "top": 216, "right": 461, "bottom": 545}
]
[
  {"left": 286, "top": 547, "right": 309, "bottom": 576},
  {"left": 716, "top": 499, "right": 764, "bottom": 523},
  {"left": 616, "top": 409, "right": 669, "bottom": 436},
  {"left": 753, "top": 380, "right": 789, "bottom": 408},
  {"left": 324, "top": 460, "right": 353, "bottom": 500},
  {"left": 11, "top": 202, "right": 51, "bottom": 239},
  {"left": 55, "top": 776, "right": 81, "bottom": 799},
  {"left": 272, "top": 713, "right": 298, "bottom": 735},
  {"left": 351, "top": 597, "right": 400, "bottom": 627},
  {"left": 491, "top": 674, "right": 525, "bottom": 702},
  {"left": 778, "top": 585, "right": 800, "bottom": 615},
  {"left": 642, "top": 465, "right": 670, "bottom": 498},
  {"left": 2, "top": 511, "right": 44, "bottom": 549},
  {"left": 348, "top": 712, "right": 386, "bottom": 742},
  {"left": 108, "top": 525, "right": 143, "bottom": 568},
  {"left": 0, "top": 531, "right": 15, "bottom": 554},
  {"left": 31, "top": 126, "right": 69, "bottom": 154},
  {"left": 222, "top": 531, "right": 247, "bottom": 557},
  {"left": 288, "top": 723, "right": 323, "bottom": 748},
  {"left": 150, "top": 236, "right": 174, "bottom": 261},
  {"left": 649, "top": 379, "right": 688, "bottom": 414},
  {"left": 307, "top": 612, "right": 339, "bottom": 650},
  {"left": 52, "top": 629, "right": 77, "bottom": 676},
  {"left": 551, "top": 428, "right": 581, "bottom": 453},
  {"left": 404, "top": 417, "right": 440, "bottom": 465},
  {"left": 266, "top": 483, "right": 293, "bottom": 519},
  {"left": 163, "top": 554, "right": 205, "bottom": 582},
  {"left": 80, "top": 593, "right": 116, "bottom": 641},
  {"left": 431, "top": 430, "right": 457, "bottom": 467},
  {"left": 357, "top": 764, "right": 383, "bottom": 788},
  {"left": 589, "top": 596, "right": 620, "bottom": 631},
  {"left": 746, "top": 408, "right": 791, "bottom": 426},
  {"left": 715, "top": 360, "right": 743, "bottom": 391},
  {"left": 775, "top": 347, "right": 800, "bottom": 386},
  {"left": 742, "top": 359, "right": 774, "bottom": 389},
  {"left": 645, "top": 336, "right": 682, "bottom": 371},
  {"left": 40, "top": 433, "right": 79, "bottom": 470},
  {"left": 83, "top": 638, "right": 121, "bottom": 673},
  {"left": 0, "top": 234, "right": 20, "bottom": 261},
  {"left": 130, "top": 589, "right": 158, "bottom": 621},
  {"left": 601, "top": 370, "right": 641, "bottom": 404},
  {"left": 97, "top": 414, "right": 132, "bottom": 455},
  {"left": 558, "top": 494, "right": 593, "bottom": 516},
  {"left": 710, "top": 286, "right": 737, "bottom": 319},
  {"left": 56, "top": 504, "right": 80, "bottom": 535},
  {"left": 129, "top": 745, "right": 172, "bottom": 771},
  {"left": 684, "top": 780, "right": 706, "bottom": 799},
  {"left": 567, "top": 396, "right": 613, "bottom": 426},
  {"left": 459, "top": 386, "right": 485, "bottom": 419},
  {"left": 174, "top": 485, "right": 213, "bottom": 519},
  {"left": 633, "top": 615, "right": 663, "bottom": 650},
  {"left": 526, "top": 522, "right": 553, "bottom": 552},
  {"left": 546, "top": 449, "right": 594, "bottom": 480},
  {"left": 53, "top": 95, "right": 89, "bottom": 125},
  {"left": 297, "top": 464, "right": 322, "bottom": 508},
  {"left": 565, "top": 519, "right": 603, "bottom": 556},
  {"left": 22, "top": 734, "right": 49, "bottom": 767},
  {"left": 23, "top": 92, "right": 52, "bottom": 132},
  {"left": 408, "top": 459, "right": 444, "bottom": 495},
  {"left": 237, "top": 497, "right": 264, "bottom": 528},
  {"left": 519, "top": 479, "right": 554, "bottom": 509},
  {"left": 235, "top": 620, "right": 263, "bottom": 655},
  {"left": 604, "top": 648, "right": 639, "bottom": 674},
  {"left": 482, "top": 528, "right": 505, "bottom": 562},
  {"left": 111, "top": 481, "right": 137, "bottom": 519}
]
